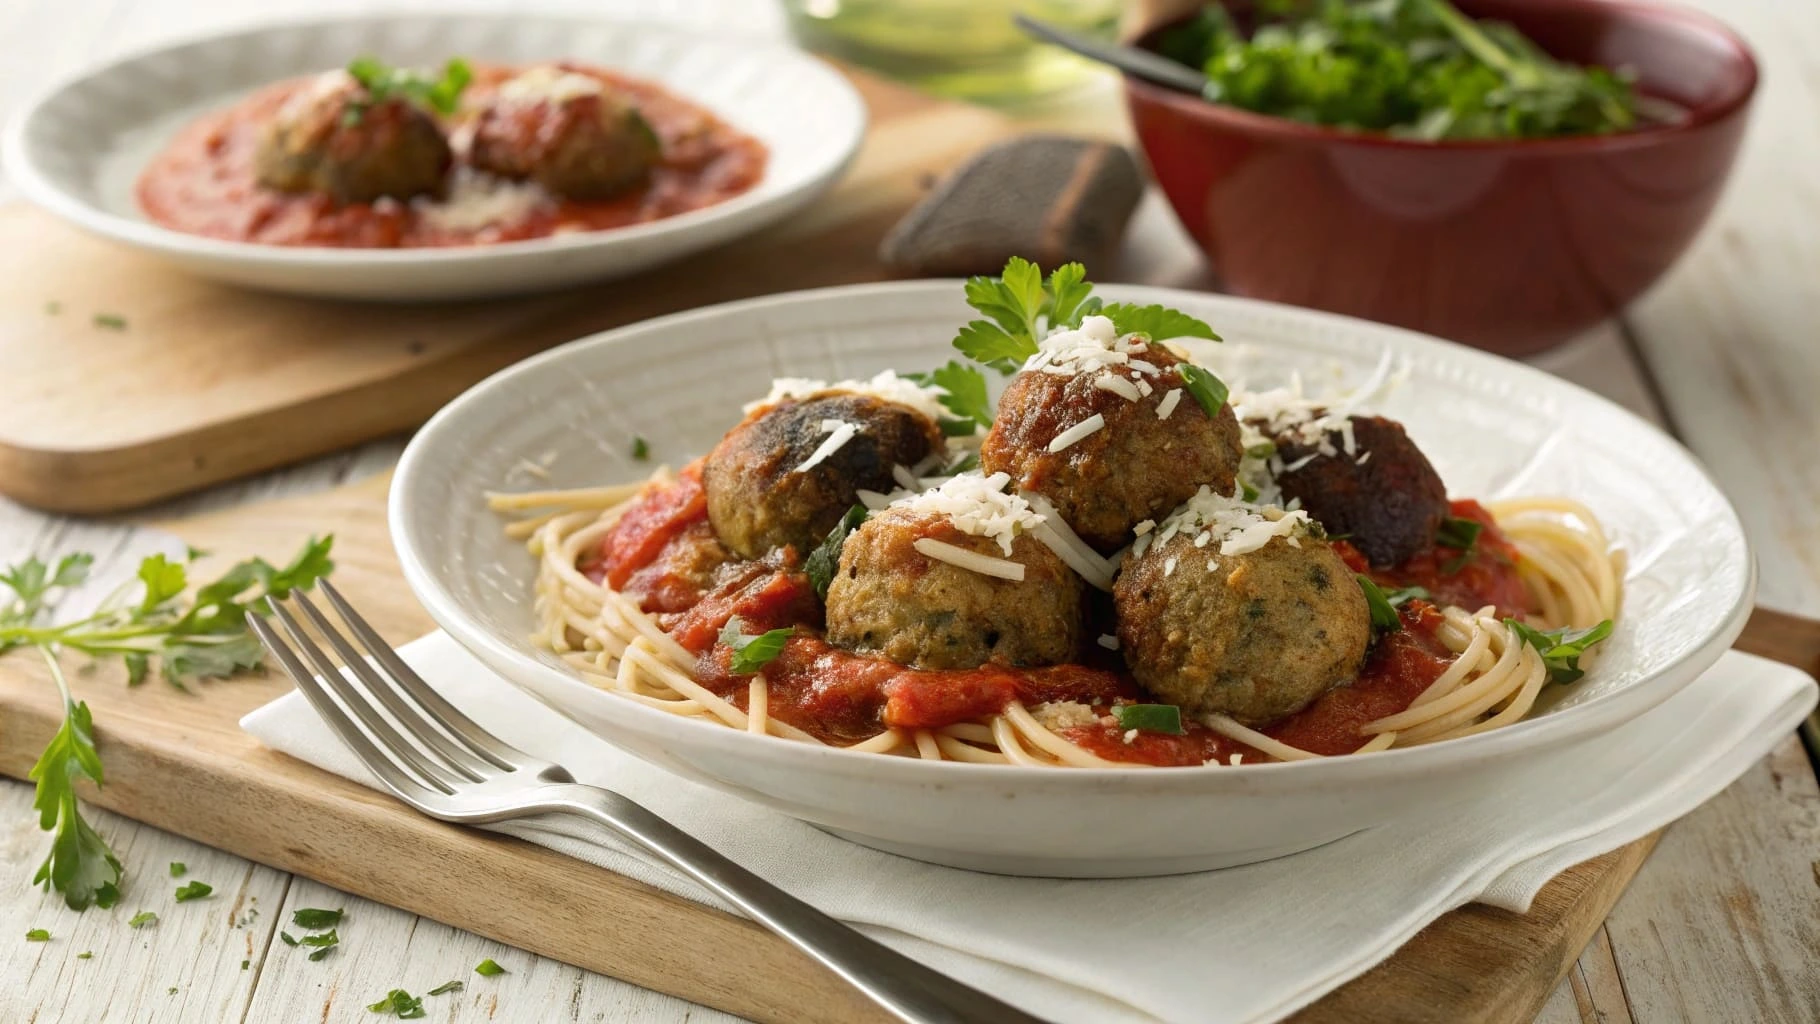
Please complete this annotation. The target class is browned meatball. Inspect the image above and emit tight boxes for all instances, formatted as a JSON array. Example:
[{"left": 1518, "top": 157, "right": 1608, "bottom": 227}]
[
  {"left": 468, "top": 67, "right": 660, "bottom": 200},
  {"left": 1272, "top": 415, "right": 1449, "bottom": 568},
  {"left": 1114, "top": 511, "right": 1369, "bottom": 725},
  {"left": 255, "top": 73, "right": 451, "bottom": 204},
  {"left": 982, "top": 337, "right": 1242, "bottom": 553},
  {"left": 704, "top": 393, "right": 942, "bottom": 560},
  {"left": 826, "top": 505, "right": 1082, "bottom": 670}
]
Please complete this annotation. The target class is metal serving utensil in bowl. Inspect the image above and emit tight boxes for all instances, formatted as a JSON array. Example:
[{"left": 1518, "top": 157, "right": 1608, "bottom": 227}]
[{"left": 250, "top": 579, "right": 1048, "bottom": 1024}]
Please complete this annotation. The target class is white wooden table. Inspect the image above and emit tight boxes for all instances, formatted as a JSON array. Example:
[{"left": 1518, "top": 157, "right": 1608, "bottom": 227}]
[{"left": 4, "top": 2, "right": 1818, "bottom": 1022}]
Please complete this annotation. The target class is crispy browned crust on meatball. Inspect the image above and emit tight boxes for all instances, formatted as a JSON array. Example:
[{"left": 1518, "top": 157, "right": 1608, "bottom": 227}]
[
  {"left": 980, "top": 345, "right": 1243, "bottom": 553},
  {"left": 825, "top": 508, "right": 1082, "bottom": 670},
  {"left": 1273, "top": 415, "right": 1449, "bottom": 568},
  {"left": 1112, "top": 533, "right": 1369, "bottom": 725},
  {"left": 255, "top": 85, "right": 451, "bottom": 204},
  {"left": 469, "top": 89, "right": 660, "bottom": 200},
  {"left": 703, "top": 393, "right": 941, "bottom": 560}
]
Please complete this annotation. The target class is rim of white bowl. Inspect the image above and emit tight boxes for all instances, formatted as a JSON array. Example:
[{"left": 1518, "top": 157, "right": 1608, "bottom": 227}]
[
  {"left": 0, "top": 12, "right": 866, "bottom": 268},
  {"left": 391, "top": 279, "right": 1757, "bottom": 786}
]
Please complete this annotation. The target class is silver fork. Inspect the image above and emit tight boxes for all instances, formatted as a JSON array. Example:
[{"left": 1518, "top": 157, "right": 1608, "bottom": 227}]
[{"left": 249, "top": 580, "right": 1047, "bottom": 1024}]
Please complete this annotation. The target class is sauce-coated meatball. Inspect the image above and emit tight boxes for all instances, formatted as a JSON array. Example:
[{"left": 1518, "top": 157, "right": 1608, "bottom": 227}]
[
  {"left": 1273, "top": 415, "right": 1449, "bottom": 568},
  {"left": 469, "top": 66, "right": 660, "bottom": 200},
  {"left": 982, "top": 319, "right": 1243, "bottom": 552},
  {"left": 826, "top": 506, "right": 1082, "bottom": 670},
  {"left": 255, "top": 73, "right": 451, "bottom": 204},
  {"left": 1114, "top": 508, "right": 1369, "bottom": 725},
  {"left": 704, "top": 393, "right": 941, "bottom": 560}
]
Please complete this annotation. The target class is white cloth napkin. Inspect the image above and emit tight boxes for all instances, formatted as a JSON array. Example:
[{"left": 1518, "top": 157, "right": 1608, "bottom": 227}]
[{"left": 242, "top": 635, "right": 1816, "bottom": 1024}]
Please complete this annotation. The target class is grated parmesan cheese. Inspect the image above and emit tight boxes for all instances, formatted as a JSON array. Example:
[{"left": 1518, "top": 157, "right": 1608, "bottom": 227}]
[
  {"left": 1097, "top": 634, "right": 1120, "bottom": 651},
  {"left": 1155, "top": 389, "right": 1183, "bottom": 420},
  {"left": 1047, "top": 413, "right": 1105, "bottom": 453},
  {"left": 891, "top": 464, "right": 920, "bottom": 491},
  {"left": 746, "top": 370, "right": 949, "bottom": 425},
  {"left": 497, "top": 65, "right": 606, "bottom": 105},
  {"left": 1094, "top": 374, "right": 1142, "bottom": 402},
  {"left": 912, "top": 537, "right": 1025, "bottom": 581},
  {"left": 1032, "top": 701, "right": 1100, "bottom": 730},
  {"left": 892, "top": 472, "right": 1042, "bottom": 556},
  {"left": 1134, "top": 485, "right": 1314, "bottom": 562},
  {"left": 793, "top": 419, "right": 859, "bottom": 474},
  {"left": 414, "top": 168, "right": 550, "bottom": 233},
  {"left": 1021, "top": 315, "right": 1149, "bottom": 378}
]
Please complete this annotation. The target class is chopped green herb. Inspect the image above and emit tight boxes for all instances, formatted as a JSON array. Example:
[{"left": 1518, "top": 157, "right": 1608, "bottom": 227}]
[
  {"left": 474, "top": 958, "right": 507, "bottom": 977},
  {"left": 1177, "top": 363, "right": 1231, "bottom": 419},
  {"left": 290, "top": 907, "right": 343, "bottom": 929},
  {"left": 1385, "top": 585, "right": 1432, "bottom": 608},
  {"left": 805, "top": 506, "right": 868, "bottom": 601},
  {"left": 1238, "top": 479, "right": 1261, "bottom": 503},
  {"left": 1244, "top": 441, "right": 1277, "bottom": 460},
  {"left": 168, "top": 861, "right": 186, "bottom": 877},
  {"left": 92, "top": 314, "right": 127, "bottom": 330},
  {"left": 1157, "top": 0, "right": 1639, "bottom": 140},
  {"left": 241, "top": 959, "right": 250, "bottom": 970},
  {"left": 173, "top": 880, "right": 212, "bottom": 902},
  {"left": 1358, "top": 575, "right": 1402, "bottom": 633},
  {"left": 719, "top": 617, "right": 794, "bottom": 674},
  {"left": 946, "top": 451, "right": 980, "bottom": 475},
  {"left": 1114, "top": 704, "right": 1185, "bottom": 735},
  {"left": 167, "top": 987, "right": 177, "bottom": 995},
  {"left": 77, "top": 951, "right": 92, "bottom": 959},
  {"left": 308, "top": 946, "right": 335, "bottom": 962},
  {"left": 952, "top": 258, "right": 1101, "bottom": 373},
  {"left": 630, "top": 436, "right": 650, "bottom": 461},
  {"left": 1505, "top": 618, "right": 1614, "bottom": 685},
  {"left": 367, "top": 988, "right": 427, "bottom": 1018},
  {"left": 1436, "top": 516, "right": 1483, "bottom": 551},
  {"left": 44, "top": 301, "right": 62, "bottom": 315},
  {"left": 346, "top": 56, "right": 472, "bottom": 117},
  {"left": 907, "top": 361, "right": 994, "bottom": 430},
  {"left": 279, "top": 931, "right": 298, "bottom": 946},
  {"left": 427, "top": 980, "right": 464, "bottom": 996},
  {"left": 1100, "top": 303, "right": 1219, "bottom": 343},
  {"left": 129, "top": 911, "right": 159, "bottom": 929},
  {"left": 26, "top": 928, "right": 49, "bottom": 941},
  {"left": 4, "top": 539, "right": 333, "bottom": 909}
]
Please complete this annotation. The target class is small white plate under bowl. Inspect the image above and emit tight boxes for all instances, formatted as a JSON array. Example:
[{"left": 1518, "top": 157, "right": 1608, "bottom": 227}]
[
  {"left": 2, "top": 14, "right": 864, "bottom": 301},
  {"left": 390, "top": 282, "right": 1753, "bottom": 877}
]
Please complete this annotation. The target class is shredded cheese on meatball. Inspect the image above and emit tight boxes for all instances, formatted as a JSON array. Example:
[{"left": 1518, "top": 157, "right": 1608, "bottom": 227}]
[
  {"left": 1021, "top": 315, "right": 1150, "bottom": 377},
  {"left": 1136, "top": 485, "right": 1314, "bottom": 561},
  {"left": 792, "top": 419, "right": 860, "bottom": 474},
  {"left": 892, "top": 472, "right": 1043, "bottom": 556},
  {"left": 746, "top": 370, "right": 949, "bottom": 426}
]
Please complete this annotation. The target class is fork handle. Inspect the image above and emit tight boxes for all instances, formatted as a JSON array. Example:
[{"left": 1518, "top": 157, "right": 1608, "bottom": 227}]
[{"left": 545, "top": 786, "right": 1051, "bottom": 1024}]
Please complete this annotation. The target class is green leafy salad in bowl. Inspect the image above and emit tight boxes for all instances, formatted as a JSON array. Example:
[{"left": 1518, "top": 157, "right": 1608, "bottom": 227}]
[{"left": 1156, "top": 0, "right": 1643, "bottom": 140}]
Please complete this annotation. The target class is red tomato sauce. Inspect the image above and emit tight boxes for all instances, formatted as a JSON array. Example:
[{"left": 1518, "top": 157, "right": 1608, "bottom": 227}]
[
  {"left": 591, "top": 479, "right": 1532, "bottom": 764},
  {"left": 136, "top": 63, "right": 766, "bottom": 247}
]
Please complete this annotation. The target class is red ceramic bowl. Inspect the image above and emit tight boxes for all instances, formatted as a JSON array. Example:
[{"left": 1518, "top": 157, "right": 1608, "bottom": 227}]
[{"left": 1125, "top": 0, "right": 1758, "bottom": 354}]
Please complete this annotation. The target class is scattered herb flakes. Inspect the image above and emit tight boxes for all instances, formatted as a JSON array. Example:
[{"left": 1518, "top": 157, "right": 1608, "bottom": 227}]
[
  {"left": 1385, "top": 584, "right": 1432, "bottom": 608},
  {"left": 77, "top": 951, "right": 92, "bottom": 960},
  {"left": 427, "top": 980, "right": 464, "bottom": 996},
  {"left": 1505, "top": 618, "right": 1615, "bottom": 685},
  {"left": 631, "top": 436, "right": 650, "bottom": 461},
  {"left": 44, "top": 301, "right": 62, "bottom": 315},
  {"left": 128, "top": 911, "right": 159, "bottom": 929},
  {"left": 1114, "top": 703, "right": 1185, "bottom": 735},
  {"left": 474, "top": 958, "right": 507, "bottom": 977},
  {"left": 1357, "top": 575, "right": 1403, "bottom": 633},
  {"left": 168, "top": 861, "right": 187, "bottom": 877},
  {"left": 173, "top": 880, "right": 213, "bottom": 902},
  {"left": 167, "top": 987, "right": 177, "bottom": 995},
  {"left": 92, "top": 313, "right": 128, "bottom": 331},
  {"left": 299, "top": 929, "right": 339, "bottom": 962},
  {"left": 279, "top": 931, "right": 299, "bottom": 946},
  {"left": 1436, "top": 516, "right": 1483, "bottom": 551},
  {"left": 367, "top": 988, "right": 427, "bottom": 1018},
  {"left": 804, "top": 505, "right": 868, "bottom": 601},
  {"left": 1177, "top": 363, "right": 1231, "bottom": 418},
  {"left": 718, "top": 617, "right": 793, "bottom": 674},
  {"left": 241, "top": 959, "right": 250, "bottom": 970},
  {"left": 26, "top": 928, "right": 50, "bottom": 942},
  {"left": 291, "top": 907, "right": 343, "bottom": 929}
]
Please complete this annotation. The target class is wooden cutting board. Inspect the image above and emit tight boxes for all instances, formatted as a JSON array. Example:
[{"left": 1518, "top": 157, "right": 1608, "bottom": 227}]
[
  {"left": 11, "top": 473, "right": 1813, "bottom": 1024},
  {"left": 0, "top": 67, "right": 1014, "bottom": 515}
]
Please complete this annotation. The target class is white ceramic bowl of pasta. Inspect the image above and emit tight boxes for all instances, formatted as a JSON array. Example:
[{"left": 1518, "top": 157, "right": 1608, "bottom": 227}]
[
  {"left": 390, "top": 282, "right": 1753, "bottom": 878},
  {"left": 1, "top": 14, "right": 864, "bottom": 300}
]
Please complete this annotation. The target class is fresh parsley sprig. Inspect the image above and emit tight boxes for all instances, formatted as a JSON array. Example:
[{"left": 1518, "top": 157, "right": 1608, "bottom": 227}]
[
  {"left": 906, "top": 361, "right": 995, "bottom": 432},
  {"left": 718, "top": 617, "right": 794, "bottom": 674},
  {"left": 1505, "top": 618, "right": 1614, "bottom": 685},
  {"left": 2, "top": 538, "right": 334, "bottom": 909},
  {"left": 344, "top": 57, "right": 473, "bottom": 124},
  {"left": 804, "top": 506, "right": 868, "bottom": 601}
]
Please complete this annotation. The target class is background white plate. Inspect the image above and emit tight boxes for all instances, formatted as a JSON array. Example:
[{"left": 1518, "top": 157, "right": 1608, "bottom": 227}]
[
  {"left": 391, "top": 283, "right": 1754, "bottom": 877},
  {"left": 1, "top": 14, "right": 864, "bottom": 300}
]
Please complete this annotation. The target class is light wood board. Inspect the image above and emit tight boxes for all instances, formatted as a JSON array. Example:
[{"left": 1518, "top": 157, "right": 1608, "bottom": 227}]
[
  {"left": 0, "top": 67, "right": 1012, "bottom": 515},
  {"left": 1, "top": 470, "right": 1783, "bottom": 1024}
]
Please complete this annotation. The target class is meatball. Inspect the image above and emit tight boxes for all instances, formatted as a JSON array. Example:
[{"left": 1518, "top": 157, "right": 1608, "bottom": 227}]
[
  {"left": 468, "top": 66, "right": 660, "bottom": 200},
  {"left": 826, "top": 505, "right": 1082, "bottom": 670},
  {"left": 1114, "top": 505, "right": 1369, "bottom": 725},
  {"left": 255, "top": 72, "right": 451, "bottom": 204},
  {"left": 1272, "top": 415, "right": 1449, "bottom": 568},
  {"left": 704, "top": 393, "right": 942, "bottom": 560},
  {"left": 981, "top": 319, "right": 1243, "bottom": 553}
]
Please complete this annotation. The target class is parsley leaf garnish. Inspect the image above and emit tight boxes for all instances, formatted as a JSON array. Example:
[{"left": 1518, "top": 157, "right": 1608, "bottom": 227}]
[
  {"left": 169, "top": 861, "right": 186, "bottom": 878},
  {"left": 174, "top": 880, "right": 212, "bottom": 902},
  {"left": 906, "top": 361, "right": 993, "bottom": 431},
  {"left": 26, "top": 928, "right": 49, "bottom": 941},
  {"left": 1115, "top": 704, "right": 1185, "bottom": 735},
  {"left": 804, "top": 506, "right": 867, "bottom": 601},
  {"left": 367, "top": 988, "right": 427, "bottom": 1018},
  {"left": 77, "top": 951, "right": 92, "bottom": 959},
  {"left": 630, "top": 436, "right": 650, "bottom": 461},
  {"left": 1505, "top": 618, "right": 1615, "bottom": 685},
  {"left": 92, "top": 314, "right": 127, "bottom": 331},
  {"left": 1101, "top": 303, "right": 1219, "bottom": 342},
  {"left": 1436, "top": 516, "right": 1483, "bottom": 551},
  {"left": 1177, "top": 363, "right": 1231, "bottom": 419},
  {"left": 129, "top": 911, "right": 158, "bottom": 929},
  {"left": 1358, "top": 575, "right": 1403, "bottom": 633},
  {"left": 291, "top": 907, "right": 343, "bottom": 929},
  {"left": 3, "top": 539, "right": 333, "bottom": 909},
  {"left": 719, "top": 617, "right": 794, "bottom": 674},
  {"left": 474, "top": 958, "right": 507, "bottom": 977},
  {"left": 427, "top": 980, "right": 464, "bottom": 996},
  {"left": 952, "top": 258, "right": 1103, "bottom": 373},
  {"left": 346, "top": 57, "right": 472, "bottom": 118},
  {"left": 1385, "top": 585, "right": 1432, "bottom": 608},
  {"left": 298, "top": 929, "right": 339, "bottom": 961}
]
